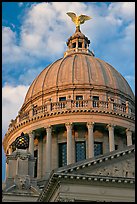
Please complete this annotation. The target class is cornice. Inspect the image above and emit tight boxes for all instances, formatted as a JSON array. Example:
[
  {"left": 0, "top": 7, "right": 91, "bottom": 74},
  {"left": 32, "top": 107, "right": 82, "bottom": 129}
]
[{"left": 3, "top": 108, "right": 135, "bottom": 153}]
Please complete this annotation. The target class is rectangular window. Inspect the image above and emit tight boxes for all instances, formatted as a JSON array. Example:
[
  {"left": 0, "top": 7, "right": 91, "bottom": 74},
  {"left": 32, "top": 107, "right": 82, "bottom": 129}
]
[
  {"left": 59, "top": 143, "right": 67, "bottom": 167},
  {"left": 93, "top": 96, "right": 99, "bottom": 107},
  {"left": 76, "top": 95, "right": 83, "bottom": 100},
  {"left": 94, "top": 142, "right": 103, "bottom": 156},
  {"left": 93, "top": 96, "right": 99, "bottom": 100},
  {"left": 75, "top": 141, "right": 86, "bottom": 162},
  {"left": 59, "top": 97, "right": 66, "bottom": 101}
]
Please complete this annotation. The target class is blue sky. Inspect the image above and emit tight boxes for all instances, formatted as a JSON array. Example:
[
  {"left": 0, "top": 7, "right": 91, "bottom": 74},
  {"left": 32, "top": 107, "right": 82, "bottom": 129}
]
[{"left": 2, "top": 2, "right": 135, "bottom": 181}]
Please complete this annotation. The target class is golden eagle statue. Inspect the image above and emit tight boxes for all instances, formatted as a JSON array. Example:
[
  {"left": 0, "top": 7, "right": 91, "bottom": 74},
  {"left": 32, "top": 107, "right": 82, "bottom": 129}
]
[{"left": 67, "top": 12, "right": 91, "bottom": 29}]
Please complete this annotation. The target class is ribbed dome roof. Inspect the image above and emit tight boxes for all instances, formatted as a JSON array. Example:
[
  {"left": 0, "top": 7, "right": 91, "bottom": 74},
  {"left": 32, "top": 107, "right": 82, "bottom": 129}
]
[{"left": 24, "top": 52, "right": 134, "bottom": 105}]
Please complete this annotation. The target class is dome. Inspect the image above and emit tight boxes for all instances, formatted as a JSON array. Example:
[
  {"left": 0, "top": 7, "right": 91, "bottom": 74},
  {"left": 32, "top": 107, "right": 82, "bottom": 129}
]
[{"left": 23, "top": 52, "right": 134, "bottom": 106}]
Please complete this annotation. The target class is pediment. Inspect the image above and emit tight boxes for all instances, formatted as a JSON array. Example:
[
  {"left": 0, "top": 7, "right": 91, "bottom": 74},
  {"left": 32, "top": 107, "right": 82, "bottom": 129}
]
[
  {"left": 57, "top": 145, "right": 135, "bottom": 179},
  {"left": 86, "top": 157, "right": 135, "bottom": 178}
]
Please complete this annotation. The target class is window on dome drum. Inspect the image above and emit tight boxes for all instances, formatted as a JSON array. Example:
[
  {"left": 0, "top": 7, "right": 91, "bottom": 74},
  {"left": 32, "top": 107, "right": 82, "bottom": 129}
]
[
  {"left": 59, "top": 143, "right": 67, "bottom": 167},
  {"left": 34, "top": 150, "right": 38, "bottom": 178},
  {"left": 75, "top": 141, "right": 86, "bottom": 162},
  {"left": 93, "top": 96, "right": 99, "bottom": 107},
  {"left": 59, "top": 97, "right": 66, "bottom": 101},
  {"left": 76, "top": 95, "right": 83, "bottom": 100},
  {"left": 94, "top": 142, "right": 103, "bottom": 156}
]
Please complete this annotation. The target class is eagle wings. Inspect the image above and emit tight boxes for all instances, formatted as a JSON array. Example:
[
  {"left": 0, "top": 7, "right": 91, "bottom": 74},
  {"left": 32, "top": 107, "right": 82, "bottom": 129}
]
[{"left": 67, "top": 12, "right": 91, "bottom": 27}]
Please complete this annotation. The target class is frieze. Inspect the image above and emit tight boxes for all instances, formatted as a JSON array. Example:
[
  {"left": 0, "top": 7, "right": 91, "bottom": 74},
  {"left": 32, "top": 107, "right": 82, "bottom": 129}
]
[{"left": 91, "top": 158, "right": 135, "bottom": 178}]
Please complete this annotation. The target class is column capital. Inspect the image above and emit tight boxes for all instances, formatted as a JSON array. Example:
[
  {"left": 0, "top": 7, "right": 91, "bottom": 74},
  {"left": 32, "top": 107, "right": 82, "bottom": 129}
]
[
  {"left": 87, "top": 122, "right": 94, "bottom": 129},
  {"left": 65, "top": 122, "right": 73, "bottom": 130},
  {"left": 46, "top": 125, "right": 52, "bottom": 131},
  {"left": 126, "top": 128, "right": 132, "bottom": 133},
  {"left": 28, "top": 130, "right": 35, "bottom": 135},
  {"left": 106, "top": 124, "right": 115, "bottom": 130}
]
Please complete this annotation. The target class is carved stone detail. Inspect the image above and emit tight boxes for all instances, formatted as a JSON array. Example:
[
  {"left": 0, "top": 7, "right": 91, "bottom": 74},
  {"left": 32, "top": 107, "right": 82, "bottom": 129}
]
[
  {"left": 91, "top": 158, "right": 135, "bottom": 178},
  {"left": 14, "top": 175, "right": 31, "bottom": 190}
]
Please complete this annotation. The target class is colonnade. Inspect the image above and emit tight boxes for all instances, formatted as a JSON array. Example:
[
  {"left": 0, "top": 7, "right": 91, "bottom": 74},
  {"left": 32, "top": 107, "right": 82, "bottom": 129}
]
[{"left": 26, "top": 123, "right": 133, "bottom": 178}]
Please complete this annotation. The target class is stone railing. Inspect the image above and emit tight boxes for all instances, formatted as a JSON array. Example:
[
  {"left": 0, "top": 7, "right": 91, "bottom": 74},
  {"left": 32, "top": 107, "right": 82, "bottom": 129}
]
[
  {"left": 19, "top": 111, "right": 29, "bottom": 121},
  {"left": 33, "top": 105, "right": 47, "bottom": 115},
  {"left": 51, "top": 101, "right": 67, "bottom": 111},
  {"left": 16, "top": 99, "right": 134, "bottom": 121},
  {"left": 8, "top": 99, "right": 134, "bottom": 127}
]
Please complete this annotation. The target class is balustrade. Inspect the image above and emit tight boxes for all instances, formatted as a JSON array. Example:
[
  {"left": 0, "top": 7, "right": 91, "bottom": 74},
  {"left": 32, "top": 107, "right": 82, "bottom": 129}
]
[
  {"left": 51, "top": 101, "right": 67, "bottom": 111},
  {"left": 33, "top": 105, "right": 47, "bottom": 115},
  {"left": 113, "top": 103, "right": 126, "bottom": 113},
  {"left": 72, "top": 100, "right": 88, "bottom": 108},
  {"left": 20, "top": 111, "right": 29, "bottom": 120},
  {"left": 16, "top": 99, "right": 134, "bottom": 123}
]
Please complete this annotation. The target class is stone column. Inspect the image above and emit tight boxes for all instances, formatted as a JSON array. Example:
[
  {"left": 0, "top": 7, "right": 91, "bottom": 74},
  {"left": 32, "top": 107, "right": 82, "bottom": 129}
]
[
  {"left": 126, "top": 101, "right": 129, "bottom": 114},
  {"left": 108, "top": 97, "right": 113, "bottom": 111},
  {"left": 126, "top": 129, "right": 132, "bottom": 146},
  {"left": 87, "top": 122, "right": 94, "bottom": 158},
  {"left": 6, "top": 158, "right": 9, "bottom": 178},
  {"left": 29, "top": 131, "right": 35, "bottom": 156},
  {"left": 76, "top": 41, "right": 78, "bottom": 52},
  {"left": 9, "top": 146, "right": 12, "bottom": 155},
  {"left": 29, "top": 105, "right": 34, "bottom": 118},
  {"left": 65, "top": 123, "right": 73, "bottom": 165},
  {"left": 45, "top": 126, "right": 52, "bottom": 176},
  {"left": 107, "top": 124, "right": 115, "bottom": 152},
  {"left": 37, "top": 134, "right": 43, "bottom": 179}
]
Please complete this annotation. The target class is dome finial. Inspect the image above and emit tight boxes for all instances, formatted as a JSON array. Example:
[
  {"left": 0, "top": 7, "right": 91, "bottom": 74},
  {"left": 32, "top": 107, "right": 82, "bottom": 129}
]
[{"left": 66, "top": 12, "right": 92, "bottom": 30}]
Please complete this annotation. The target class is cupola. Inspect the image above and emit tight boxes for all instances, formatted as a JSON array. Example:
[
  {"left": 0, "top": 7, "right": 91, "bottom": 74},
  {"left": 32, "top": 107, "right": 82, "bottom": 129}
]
[{"left": 64, "top": 12, "right": 94, "bottom": 57}]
